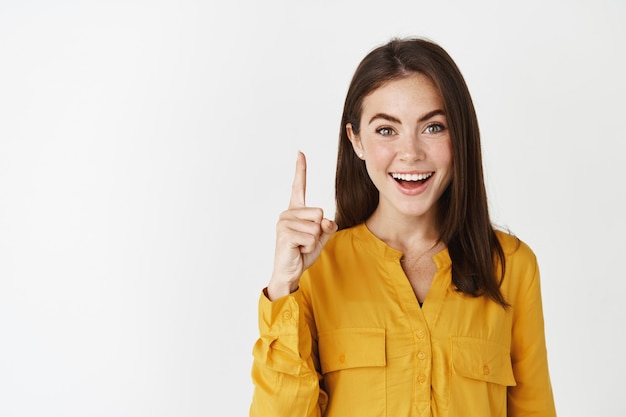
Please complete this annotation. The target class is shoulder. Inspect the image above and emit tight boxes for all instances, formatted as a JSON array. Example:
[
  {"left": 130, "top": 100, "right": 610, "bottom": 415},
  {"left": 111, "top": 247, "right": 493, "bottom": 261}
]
[
  {"left": 328, "top": 227, "right": 354, "bottom": 245},
  {"left": 495, "top": 229, "right": 536, "bottom": 263},
  {"left": 494, "top": 229, "right": 542, "bottom": 299},
  {"left": 312, "top": 226, "right": 360, "bottom": 267},
  {"left": 325, "top": 225, "right": 357, "bottom": 248},
  {"left": 300, "top": 225, "right": 364, "bottom": 296},
  {"left": 305, "top": 224, "right": 380, "bottom": 277},
  {"left": 321, "top": 224, "right": 377, "bottom": 258}
]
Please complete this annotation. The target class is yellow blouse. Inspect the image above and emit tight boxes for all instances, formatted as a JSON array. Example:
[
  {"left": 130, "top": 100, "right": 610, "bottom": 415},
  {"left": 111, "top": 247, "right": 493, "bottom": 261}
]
[{"left": 250, "top": 224, "right": 556, "bottom": 416}]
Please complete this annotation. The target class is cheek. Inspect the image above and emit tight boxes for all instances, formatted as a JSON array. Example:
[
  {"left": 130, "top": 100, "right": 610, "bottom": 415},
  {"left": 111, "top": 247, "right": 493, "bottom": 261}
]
[
  {"left": 437, "top": 140, "right": 454, "bottom": 169},
  {"left": 363, "top": 140, "right": 395, "bottom": 160},
  {"left": 441, "top": 144, "right": 454, "bottom": 186},
  {"left": 364, "top": 146, "right": 395, "bottom": 177},
  {"left": 360, "top": 143, "right": 392, "bottom": 183}
]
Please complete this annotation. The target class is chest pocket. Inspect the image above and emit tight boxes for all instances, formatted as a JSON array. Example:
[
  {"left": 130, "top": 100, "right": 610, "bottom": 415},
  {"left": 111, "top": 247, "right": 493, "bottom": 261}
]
[
  {"left": 451, "top": 336, "right": 516, "bottom": 386},
  {"left": 318, "top": 327, "right": 386, "bottom": 373},
  {"left": 449, "top": 337, "right": 515, "bottom": 416},
  {"left": 318, "top": 328, "right": 386, "bottom": 416}
]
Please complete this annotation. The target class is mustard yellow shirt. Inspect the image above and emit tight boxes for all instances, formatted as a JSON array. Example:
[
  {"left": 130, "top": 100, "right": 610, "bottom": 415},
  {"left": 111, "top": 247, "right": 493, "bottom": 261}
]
[{"left": 250, "top": 224, "right": 556, "bottom": 417}]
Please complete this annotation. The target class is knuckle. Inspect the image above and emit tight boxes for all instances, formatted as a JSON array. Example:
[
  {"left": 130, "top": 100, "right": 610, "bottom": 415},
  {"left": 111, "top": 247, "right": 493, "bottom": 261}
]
[
  {"left": 277, "top": 210, "right": 298, "bottom": 224},
  {"left": 311, "top": 207, "right": 324, "bottom": 219},
  {"left": 297, "top": 234, "right": 312, "bottom": 250}
]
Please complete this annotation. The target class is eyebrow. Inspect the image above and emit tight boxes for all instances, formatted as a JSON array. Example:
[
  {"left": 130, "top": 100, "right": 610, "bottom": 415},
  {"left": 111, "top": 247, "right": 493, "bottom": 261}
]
[{"left": 368, "top": 109, "right": 446, "bottom": 125}]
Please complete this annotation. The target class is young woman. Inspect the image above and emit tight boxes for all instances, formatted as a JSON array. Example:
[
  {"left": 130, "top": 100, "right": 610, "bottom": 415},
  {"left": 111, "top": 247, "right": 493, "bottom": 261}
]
[{"left": 250, "top": 38, "right": 556, "bottom": 417}]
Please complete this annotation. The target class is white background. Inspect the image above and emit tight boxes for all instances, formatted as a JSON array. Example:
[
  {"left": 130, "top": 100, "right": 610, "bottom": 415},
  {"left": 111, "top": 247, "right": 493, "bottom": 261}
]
[{"left": 1, "top": 0, "right": 625, "bottom": 416}]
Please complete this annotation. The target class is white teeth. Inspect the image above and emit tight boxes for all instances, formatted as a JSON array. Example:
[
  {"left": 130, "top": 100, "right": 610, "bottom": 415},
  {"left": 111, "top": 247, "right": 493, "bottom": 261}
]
[{"left": 391, "top": 172, "right": 433, "bottom": 181}]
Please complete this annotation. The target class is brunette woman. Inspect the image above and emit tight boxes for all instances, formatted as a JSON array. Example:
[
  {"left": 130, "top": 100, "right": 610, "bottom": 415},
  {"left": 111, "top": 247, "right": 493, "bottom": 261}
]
[{"left": 250, "top": 37, "right": 556, "bottom": 417}]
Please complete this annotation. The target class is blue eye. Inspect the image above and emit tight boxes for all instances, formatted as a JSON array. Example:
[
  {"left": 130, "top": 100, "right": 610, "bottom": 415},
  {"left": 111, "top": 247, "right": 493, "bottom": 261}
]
[
  {"left": 377, "top": 127, "right": 395, "bottom": 136},
  {"left": 425, "top": 124, "right": 445, "bottom": 134}
]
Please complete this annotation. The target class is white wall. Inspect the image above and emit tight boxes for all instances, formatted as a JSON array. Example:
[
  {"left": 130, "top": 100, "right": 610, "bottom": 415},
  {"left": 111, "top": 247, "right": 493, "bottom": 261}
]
[{"left": 1, "top": 0, "right": 624, "bottom": 415}]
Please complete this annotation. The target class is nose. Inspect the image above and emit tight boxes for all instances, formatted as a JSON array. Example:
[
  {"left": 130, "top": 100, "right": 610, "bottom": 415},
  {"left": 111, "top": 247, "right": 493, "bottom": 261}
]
[{"left": 399, "top": 135, "right": 425, "bottom": 162}]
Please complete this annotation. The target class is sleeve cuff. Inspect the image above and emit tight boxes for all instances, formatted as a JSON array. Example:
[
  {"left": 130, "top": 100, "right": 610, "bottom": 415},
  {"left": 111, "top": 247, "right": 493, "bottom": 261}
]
[{"left": 258, "top": 288, "right": 302, "bottom": 336}]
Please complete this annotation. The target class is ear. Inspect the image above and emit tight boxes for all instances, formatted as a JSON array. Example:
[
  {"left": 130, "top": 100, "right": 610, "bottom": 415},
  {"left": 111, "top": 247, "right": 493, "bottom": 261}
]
[{"left": 346, "top": 123, "right": 365, "bottom": 159}]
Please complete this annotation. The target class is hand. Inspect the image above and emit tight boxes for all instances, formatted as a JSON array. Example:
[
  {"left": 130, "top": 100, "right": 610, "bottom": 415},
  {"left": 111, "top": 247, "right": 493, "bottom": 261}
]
[{"left": 267, "top": 152, "right": 337, "bottom": 300}]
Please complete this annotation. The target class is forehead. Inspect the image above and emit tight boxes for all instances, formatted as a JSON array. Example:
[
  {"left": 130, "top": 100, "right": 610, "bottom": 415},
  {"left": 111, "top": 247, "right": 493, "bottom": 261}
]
[{"left": 361, "top": 73, "right": 443, "bottom": 116}]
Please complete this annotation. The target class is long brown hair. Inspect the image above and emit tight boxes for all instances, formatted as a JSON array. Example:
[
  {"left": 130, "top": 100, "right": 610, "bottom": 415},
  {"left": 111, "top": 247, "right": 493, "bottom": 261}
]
[{"left": 335, "top": 37, "right": 509, "bottom": 308}]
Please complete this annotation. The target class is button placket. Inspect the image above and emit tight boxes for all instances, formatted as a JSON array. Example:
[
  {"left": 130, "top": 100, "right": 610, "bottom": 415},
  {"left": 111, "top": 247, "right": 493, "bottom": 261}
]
[{"left": 414, "top": 328, "right": 432, "bottom": 399}]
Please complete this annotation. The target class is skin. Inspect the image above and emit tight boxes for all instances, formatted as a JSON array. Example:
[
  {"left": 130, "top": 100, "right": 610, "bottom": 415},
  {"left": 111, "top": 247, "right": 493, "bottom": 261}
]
[
  {"left": 267, "top": 152, "right": 337, "bottom": 301},
  {"left": 267, "top": 72, "right": 452, "bottom": 302},
  {"left": 347, "top": 73, "right": 453, "bottom": 301}
]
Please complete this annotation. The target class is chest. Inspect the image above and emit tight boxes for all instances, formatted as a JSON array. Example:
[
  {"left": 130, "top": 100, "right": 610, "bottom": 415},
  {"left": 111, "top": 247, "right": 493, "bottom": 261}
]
[{"left": 401, "top": 255, "right": 438, "bottom": 303}]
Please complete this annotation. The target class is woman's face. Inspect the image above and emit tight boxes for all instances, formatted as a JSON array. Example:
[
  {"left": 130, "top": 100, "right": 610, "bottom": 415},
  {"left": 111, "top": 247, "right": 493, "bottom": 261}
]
[{"left": 347, "top": 73, "right": 453, "bottom": 223}]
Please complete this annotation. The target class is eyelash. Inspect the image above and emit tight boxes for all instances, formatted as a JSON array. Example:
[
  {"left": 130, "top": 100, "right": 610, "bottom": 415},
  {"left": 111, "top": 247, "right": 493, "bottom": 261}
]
[
  {"left": 424, "top": 123, "right": 445, "bottom": 134},
  {"left": 376, "top": 127, "right": 395, "bottom": 136},
  {"left": 375, "top": 123, "right": 446, "bottom": 137}
]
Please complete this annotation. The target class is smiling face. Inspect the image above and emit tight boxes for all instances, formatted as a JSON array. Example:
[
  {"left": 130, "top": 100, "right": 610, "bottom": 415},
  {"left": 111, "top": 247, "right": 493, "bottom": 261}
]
[{"left": 347, "top": 73, "right": 453, "bottom": 225}]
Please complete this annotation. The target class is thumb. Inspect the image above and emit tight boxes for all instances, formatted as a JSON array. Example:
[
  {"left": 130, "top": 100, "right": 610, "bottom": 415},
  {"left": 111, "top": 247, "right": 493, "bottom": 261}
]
[{"left": 319, "top": 218, "right": 338, "bottom": 247}]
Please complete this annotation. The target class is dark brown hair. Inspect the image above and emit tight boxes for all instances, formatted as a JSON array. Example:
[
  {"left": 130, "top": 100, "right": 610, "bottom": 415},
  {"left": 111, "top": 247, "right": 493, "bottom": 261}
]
[{"left": 335, "top": 37, "right": 509, "bottom": 308}]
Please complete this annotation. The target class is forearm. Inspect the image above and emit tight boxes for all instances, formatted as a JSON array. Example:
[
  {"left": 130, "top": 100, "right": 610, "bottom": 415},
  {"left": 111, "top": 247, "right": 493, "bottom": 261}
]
[
  {"left": 508, "top": 262, "right": 556, "bottom": 416},
  {"left": 249, "top": 289, "right": 326, "bottom": 417}
]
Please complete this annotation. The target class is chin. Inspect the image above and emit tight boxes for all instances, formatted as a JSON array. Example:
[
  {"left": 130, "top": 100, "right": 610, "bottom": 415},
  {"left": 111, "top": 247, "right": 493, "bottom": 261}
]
[{"left": 396, "top": 205, "right": 436, "bottom": 219}]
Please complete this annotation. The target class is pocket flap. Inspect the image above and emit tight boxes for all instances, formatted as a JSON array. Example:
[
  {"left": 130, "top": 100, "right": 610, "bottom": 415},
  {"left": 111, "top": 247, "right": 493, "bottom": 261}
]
[
  {"left": 318, "top": 328, "right": 386, "bottom": 374},
  {"left": 451, "top": 337, "right": 516, "bottom": 386}
]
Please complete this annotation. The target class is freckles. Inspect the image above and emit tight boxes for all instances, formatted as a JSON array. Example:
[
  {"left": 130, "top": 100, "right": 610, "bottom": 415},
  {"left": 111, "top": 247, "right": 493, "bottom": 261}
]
[
  {"left": 434, "top": 139, "right": 453, "bottom": 159},
  {"left": 361, "top": 141, "right": 384, "bottom": 156},
  {"left": 369, "top": 147, "right": 395, "bottom": 161}
]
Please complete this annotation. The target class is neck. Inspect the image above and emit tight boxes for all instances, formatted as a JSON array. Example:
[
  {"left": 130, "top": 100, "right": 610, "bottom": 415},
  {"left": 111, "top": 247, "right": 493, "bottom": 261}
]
[{"left": 365, "top": 207, "right": 440, "bottom": 254}]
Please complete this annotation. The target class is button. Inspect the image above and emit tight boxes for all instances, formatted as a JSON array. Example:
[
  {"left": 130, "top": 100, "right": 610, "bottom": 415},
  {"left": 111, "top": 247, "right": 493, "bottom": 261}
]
[
  {"left": 417, "top": 351, "right": 426, "bottom": 360},
  {"left": 418, "top": 374, "right": 427, "bottom": 383},
  {"left": 282, "top": 311, "right": 292, "bottom": 320},
  {"left": 339, "top": 354, "right": 345, "bottom": 363},
  {"left": 483, "top": 365, "right": 490, "bottom": 375},
  {"left": 416, "top": 330, "right": 425, "bottom": 339}
]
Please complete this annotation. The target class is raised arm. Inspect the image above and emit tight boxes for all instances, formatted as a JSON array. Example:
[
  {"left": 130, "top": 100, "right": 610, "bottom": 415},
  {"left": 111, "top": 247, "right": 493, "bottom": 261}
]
[
  {"left": 250, "top": 152, "right": 336, "bottom": 417},
  {"left": 267, "top": 151, "right": 337, "bottom": 300}
]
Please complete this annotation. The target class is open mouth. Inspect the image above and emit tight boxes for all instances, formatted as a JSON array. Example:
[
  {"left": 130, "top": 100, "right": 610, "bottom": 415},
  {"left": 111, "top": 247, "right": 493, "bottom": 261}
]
[
  {"left": 391, "top": 172, "right": 433, "bottom": 183},
  {"left": 390, "top": 172, "right": 433, "bottom": 190}
]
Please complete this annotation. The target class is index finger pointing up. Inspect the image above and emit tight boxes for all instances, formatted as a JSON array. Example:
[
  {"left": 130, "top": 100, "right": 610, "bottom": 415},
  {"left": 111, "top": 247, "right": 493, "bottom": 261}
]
[{"left": 289, "top": 151, "right": 307, "bottom": 208}]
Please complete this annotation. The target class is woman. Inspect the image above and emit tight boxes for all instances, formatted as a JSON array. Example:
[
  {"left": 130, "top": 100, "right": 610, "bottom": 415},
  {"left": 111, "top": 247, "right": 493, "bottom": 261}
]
[{"left": 250, "top": 37, "right": 556, "bottom": 417}]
